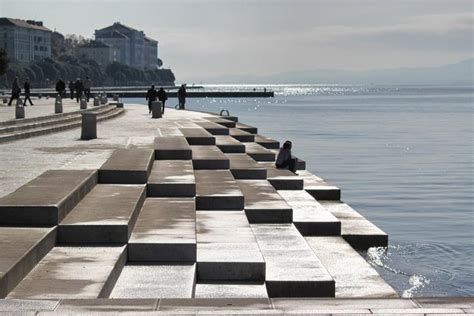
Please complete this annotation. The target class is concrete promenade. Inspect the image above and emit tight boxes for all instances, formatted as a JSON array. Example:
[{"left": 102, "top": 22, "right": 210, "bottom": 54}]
[{"left": 0, "top": 100, "right": 470, "bottom": 314}]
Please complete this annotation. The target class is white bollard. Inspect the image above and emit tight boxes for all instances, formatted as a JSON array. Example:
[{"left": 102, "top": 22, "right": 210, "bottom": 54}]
[
  {"left": 55, "top": 94, "right": 63, "bottom": 114},
  {"left": 15, "top": 98, "right": 25, "bottom": 119},
  {"left": 80, "top": 92, "right": 87, "bottom": 110}
]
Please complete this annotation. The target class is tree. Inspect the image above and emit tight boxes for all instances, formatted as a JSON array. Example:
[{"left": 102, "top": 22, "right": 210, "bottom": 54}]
[{"left": 0, "top": 48, "right": 8, "bottom": 76}]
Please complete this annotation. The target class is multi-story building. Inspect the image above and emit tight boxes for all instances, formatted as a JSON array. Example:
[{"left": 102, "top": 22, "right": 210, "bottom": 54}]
[
  {"left": 0, "top": 18, "right": 52, "bottom": 63},
  {"left": 95, "top": 22, "right": 158, "bottom": 70},
  {"left": 78, "top": 40, "right": 120, "bottom": 67}
]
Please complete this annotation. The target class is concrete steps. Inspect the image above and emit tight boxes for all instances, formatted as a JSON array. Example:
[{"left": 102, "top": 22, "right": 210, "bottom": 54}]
[
  {"left": 305, "top": 236, "right": 398, "bottom": 298},
  {"left": 0, "top": 227, "right": 56, "bottom": 298},
  {"left": 0, "top": 169, "right": 97, "bottom": 226},
  {"left": 229, "top": 128, "right": 255, "bottom": 142},
  {"left": 195, "top": 170, "right": 244, "bottom": 210},
  {"left": 320, "top": 201, "right": 388, "bottom": 249},
  {"left": 58, "top": 184, "right": 146, "bottom": 244},
  {"left": 128, "top": 198, "right": 196, "bottom": 262},
  {"left": 237, "top": 180, "right": 292, "bottom": 223},
  {"left": 180, "top": 128, "right": 215, "bottom": 145},
  {"left": 299, "top": 170, "right": 341, "bottom": 200},
  {"left": 244, "top": 143, "right": 276, "bottom": 162},
  {"left": 278, "top": 190, "right": 341, "bottom": 236},
  {"left": 251, "top": 224, "right": 335, "bottom": 297},
  {"left": 99, "top": 148, "right": 154, "bottom": 184},
  {"left": 110, "top": 264, "right": 196, "bottom": 298},
  {"left": 147, "top": 160, "right": 196, "bottom": 197},
  {"left": 215, "top": 135, "right": 245, "bottom": 153},
  {"left": 191, "top": 146, "right": 230, "bottom": 170},
  {"left": 196, "top": 210, "right": 265, "bottom": 282},
  {"left": 195, "top": 121, "right": 229, "bottom": 135},
  {"left": 259, "top": 162, "right": 304, "bottom": 190},
  {"left": 254, "top": 135, "right": 280, "bottom": 149},
  {"left": 7, "top": 246, "right": 126, "bottom": 299},
  {"left": 0, "top": 106, "right": 123, "bottom": 143},
  {"left": 154, "top": 136, "right": 192, "bottom": 160},
  {"left": 204, "top": 117, "right": 236, "bottom": 128},
  {"left": 226, "top": 153, "right": 267, "bottom": 179},
  {"left": 236, "top": 123, "right": 258, "bottom": 134},
  {"left": 195, "top": 282, "right": 268, "bottom": 298}
]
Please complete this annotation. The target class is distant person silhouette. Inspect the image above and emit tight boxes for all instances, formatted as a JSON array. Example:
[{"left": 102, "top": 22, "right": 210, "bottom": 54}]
[
  {"left": 157, "top": 87, "right": 168, "bottom": 114},
  {"left": 23, "top": 78, "right": 33, "bottom": 106},
  {"left": 275, "top": 140, "right": 297, "bottom": 173},
  {"left": 83, "top": 76, "right": 92, "bottom": 101},
  {"left": 68, "top": 81, "right": 75, "bottom": 100},
  {"left": 74, "top": 78, "right": 84, "bottom": 103},
  {"left": 178, "top": 84, "right": 186, "bottom": 110},
  {"left": 8, "top": 77, "right": 21, "bottom": 106},
  {"left": 146, "top": 85, "right": 157, "bottom": 114},
  {"left": 56, "top": 79, "right": 66, "bottom": 98}
]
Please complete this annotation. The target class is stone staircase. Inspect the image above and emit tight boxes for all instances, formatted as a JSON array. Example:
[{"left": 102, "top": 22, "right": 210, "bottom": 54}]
[
  {"left": 0, "top": 104, "right": 124, "bottom": 143},
  {"left": 0, "top": 114, "right": 396, "bottom": 300}
]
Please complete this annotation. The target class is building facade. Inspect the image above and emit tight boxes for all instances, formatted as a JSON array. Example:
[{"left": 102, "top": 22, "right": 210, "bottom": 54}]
[
  {"left": 95, "top": 22, "right": 158, "bottom": 70},
  {"left": 78, "top": 40, "right": 120, "bottom": 67},
  {"left": 0, "top": 18, "right": 52, "bottom": 63}
]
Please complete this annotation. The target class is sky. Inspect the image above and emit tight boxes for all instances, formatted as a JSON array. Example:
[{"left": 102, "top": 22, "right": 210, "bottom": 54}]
[{"left": 1, "top": 0, "right": 473, "bottom": 83}]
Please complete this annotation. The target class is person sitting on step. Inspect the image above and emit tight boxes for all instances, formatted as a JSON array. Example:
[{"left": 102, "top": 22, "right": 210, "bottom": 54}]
[{"left": 275, "top": 140, "right": 298, "bottom": 173}]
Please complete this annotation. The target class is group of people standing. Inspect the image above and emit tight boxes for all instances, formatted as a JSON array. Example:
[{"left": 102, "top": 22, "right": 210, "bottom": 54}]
[
  {"left": 59, "top": 77, "right": 92, "bottom": 102},
  {"left": 145, "top": 84, "right": 187, "bottom": 115}
]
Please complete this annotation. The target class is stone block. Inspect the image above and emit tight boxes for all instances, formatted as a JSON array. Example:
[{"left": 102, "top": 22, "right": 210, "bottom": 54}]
[{"left": 99, "top": 148, "right": 154, "bottom": 184}]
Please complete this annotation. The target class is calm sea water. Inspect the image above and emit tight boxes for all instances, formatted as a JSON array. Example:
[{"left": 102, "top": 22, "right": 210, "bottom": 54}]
[{"left": 126, "top": 84, "right": 474, "bottom": 297}]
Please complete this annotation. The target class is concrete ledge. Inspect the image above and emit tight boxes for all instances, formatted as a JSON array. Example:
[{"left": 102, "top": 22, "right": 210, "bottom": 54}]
[
  {"left": 299, "top": 170, "right": 341, "bottom": 200},
  {"left": 195, "top": 170, "right": 244, "bottom": 210},
  {"left": 195, "top": 121, "right": 230, "bottom": 135},
  {"left": 236, "top": 123, "right": 258, "bottom": 134},
  {"left": 229, "top": 128, "right": 255, "bottom": 142},
  {"left": 147, "top": 160, "right": 195, "bottom": 197},
  {"left": 204, "top": 117, "right": 236, "bottom": 128},
  {"left": 180, "top": 128, "right": 215, "bottom": 145},
  {"left": 320, "top": 201, "right": 388, "bottom": 249},
  {"left": 245, "top": 143, "right": 276, "bottom": 162},
  {"left": 260, "top": 163, "right": 304, "bottom": 190},
  {"left": 215, "top": 135, "right": 245, "bottom": 153},
  {"left": 99, "top": 148, "right": 154, "bottom": 184},
  {"left": 191, "top": 146, "right": 230, "bottom": 170},
  {"left": 226, "top": 154, "right": 267, "bottom": 180},
  {"left": 154, "top": 136, "right": 192, "bottom": 160},
  {"left": 0, "top": 227, "right": 56, "bottom": 298},
  {"left": 237, "top": 180, "right": 293, "bottom": 223},
  {"left": 128, "top": 198, "right": 196, "bottom": 262},
  {"left": 58, "top": 184, "right": 146, "bottom": 244},
  {"left": 0, "top": 170, "right": 97, "bottom": 226},
  {"left": 255, "top": 135, "right": 280, "bottom": 149}
]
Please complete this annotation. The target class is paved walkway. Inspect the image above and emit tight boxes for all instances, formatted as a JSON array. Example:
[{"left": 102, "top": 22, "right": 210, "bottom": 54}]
[
  {"left": 0, "top": 104, "right": 211, "bottom": 197},
  {"left": 0, "top": 97, "right": 92, "bottom": 122}
]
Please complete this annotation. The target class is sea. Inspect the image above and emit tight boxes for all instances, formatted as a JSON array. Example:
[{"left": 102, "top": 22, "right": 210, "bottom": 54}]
[{"left": 126, "top": 84, "right": 474, "bottom": 297}]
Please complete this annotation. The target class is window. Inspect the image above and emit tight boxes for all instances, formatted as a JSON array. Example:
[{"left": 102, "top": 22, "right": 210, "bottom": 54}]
[{"left": 34, "top": 45, "right": 38, "bottom": 51}]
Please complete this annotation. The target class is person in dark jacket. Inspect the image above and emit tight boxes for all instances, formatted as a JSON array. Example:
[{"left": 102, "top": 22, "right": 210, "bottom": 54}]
[
  {"left": 74, "top": 78, "right": 84, "bottom": 103},
  {"left": 177, "top": 84, "right": 186, "bottom": 110},
  {"left": 83, "top": 76, "right": 92, "bottom": 101},
  {"left": 23, "top": 78, "right": 33, "bottom": 106},
  {"left": 157, "top": 87, "right": 168, "bottom": 114},
  {"left": 8, "top": 77, "right": 21, "bottom": 106},
  {"left": 146, "top": 85, "right": 157, "bottom": 114},
  {"left": 56, "top": 79, "right": 66, "bottom": 98},
  {"left": 68, "top": 81, "right": 75, "bottom": 100},
  {"left": 275, "top": 140, "right": 297, "bottom": 173}
]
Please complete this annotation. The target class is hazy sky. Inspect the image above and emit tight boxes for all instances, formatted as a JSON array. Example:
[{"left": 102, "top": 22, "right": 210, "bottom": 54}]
[{"left": 2, "top": 0, "right": 473, "bottom": 82}]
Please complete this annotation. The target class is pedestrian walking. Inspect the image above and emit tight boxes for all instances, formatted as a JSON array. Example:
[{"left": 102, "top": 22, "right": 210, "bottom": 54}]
[
  {"left": 157, "top": 87, "right": 168, "bottom": 114},
  {"left": 83, "top": 76, "right": 92, "bottom": 101},
  {"left": 23, "top": 78, "right": 34, "bottom": 106},
  {"left": 7, "top": 77, "right": 21, "bottom": 106},
  {"left": 177, "top": 84, "right": 186, "bottom": 110},
  {"left": 68, "top": 81, "right": 75, "bottom": 100},
  {"left": 56, "top": 79, "right": 66, "bottom": 98},
  {"left": 74, "top": 78, "right": 84, "bottom": 103},
  {"left": 146, "top": 85, "right": 157, "bottom": 114}
]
